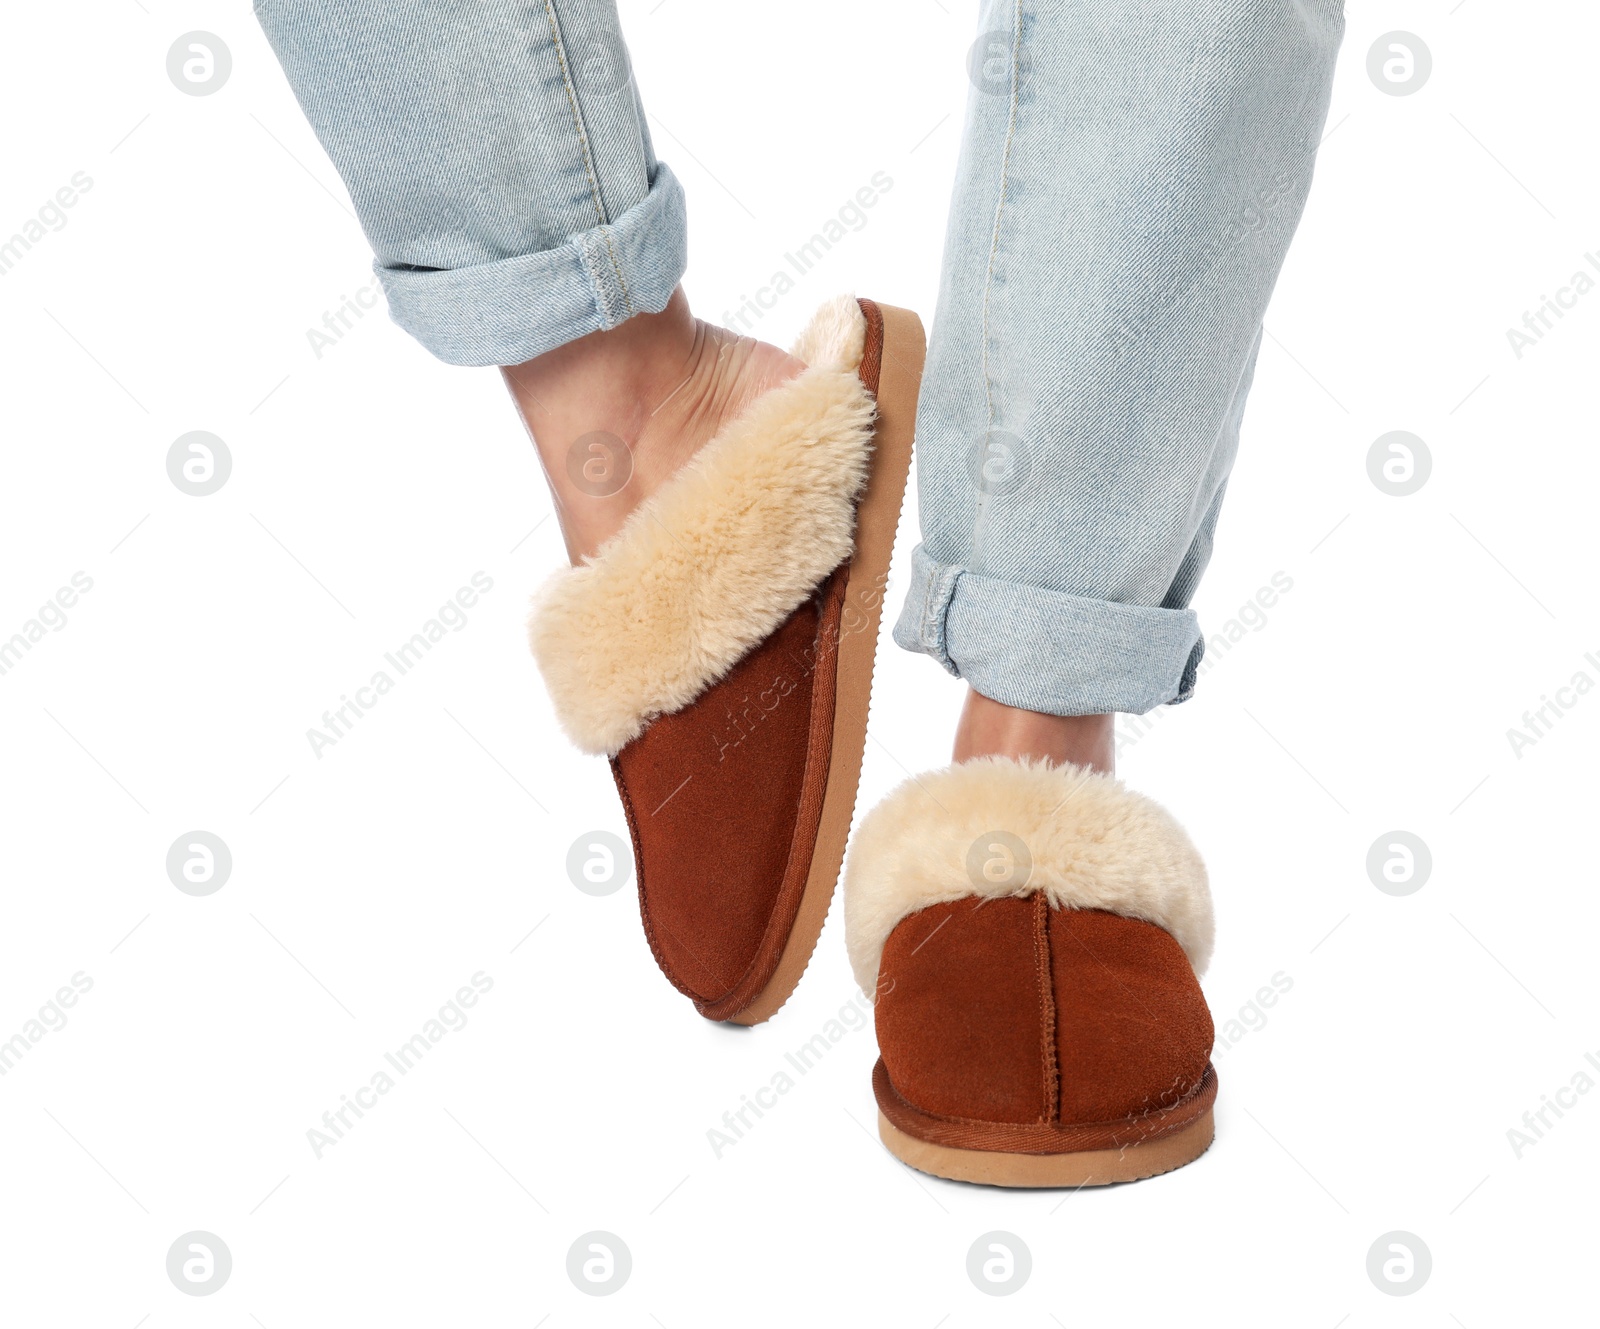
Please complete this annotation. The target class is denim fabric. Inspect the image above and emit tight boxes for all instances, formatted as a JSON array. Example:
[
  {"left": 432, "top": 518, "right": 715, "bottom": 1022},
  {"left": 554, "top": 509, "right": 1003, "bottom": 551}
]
[
  {"left": 894, "top": 0, "right": 1342, "bottom": 714},
  {"left": 255, "top": 0, "right": 685, "bottom": 366},
  {"left": 257, "top": 0, "right": 1342, "bottom": 714}
]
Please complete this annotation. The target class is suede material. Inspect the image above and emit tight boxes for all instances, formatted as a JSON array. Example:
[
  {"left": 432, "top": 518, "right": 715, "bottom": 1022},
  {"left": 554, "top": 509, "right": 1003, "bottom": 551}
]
[
  {"left": 875, "top": 896, "right": 1047, "bottom": 1124},
  {"left": 612, "top": 582, "right": 830, "bottom": 1005},
  {"left": 605, "top": 298, "right": 890, "bottom": 1019},
  {"left": 1049, "top": 907, "right": 1214, "bottom": 1123},
  {"left": 876, "top": 897, "right": 1213, "bottom": 1130}
]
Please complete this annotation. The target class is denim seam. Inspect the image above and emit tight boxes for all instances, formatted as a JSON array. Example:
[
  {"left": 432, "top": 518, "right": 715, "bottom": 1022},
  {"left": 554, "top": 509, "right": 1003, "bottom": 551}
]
[
  {"left": 575, "top": 232, "right": 623, "bottom": 325},
  {"left": 540, "top": 0, "right": 633, "bottom": 323},
  {"left": 972, "top": 0, "right": 1024, "bottom": 577},
  {"left": 601, "top": 229, "right": 633, "bottom": 317},
  {"left": 1176, "top": 637, "right": 1204, "bottom": 702},
  {"left": 924, "top": 560, "right": 962, "bottom": 672},
  {"left": 920, "top": 560, "right": 945, "bottom": 661}
]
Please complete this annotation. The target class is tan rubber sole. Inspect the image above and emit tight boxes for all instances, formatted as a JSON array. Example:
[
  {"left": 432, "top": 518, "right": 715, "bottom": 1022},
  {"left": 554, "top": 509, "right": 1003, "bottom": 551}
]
[
  {"left": 728, "top": 301, "right": 926, "bottom": 1026},
  {"left": 878, "top": 1108, "right": 1216, "bottom": 1188}
]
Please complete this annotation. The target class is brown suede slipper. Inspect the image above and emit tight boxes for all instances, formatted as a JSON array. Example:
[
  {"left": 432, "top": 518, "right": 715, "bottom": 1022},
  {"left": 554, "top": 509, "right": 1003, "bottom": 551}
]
[
  {"left": 530, "top": 296, "right": 925, "bottom": 1023},
  {"left": 843, "top": 756, "right": 1218, "bottom": 1186}
]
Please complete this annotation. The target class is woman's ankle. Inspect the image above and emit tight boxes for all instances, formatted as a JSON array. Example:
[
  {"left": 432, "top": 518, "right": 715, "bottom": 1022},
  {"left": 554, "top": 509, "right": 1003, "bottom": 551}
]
[
  {"left": 500, "top": 286, "right": 803, "bottom": 562},
  {"left": 952, "top": 687, "right": 1116, "bottom": 776}
]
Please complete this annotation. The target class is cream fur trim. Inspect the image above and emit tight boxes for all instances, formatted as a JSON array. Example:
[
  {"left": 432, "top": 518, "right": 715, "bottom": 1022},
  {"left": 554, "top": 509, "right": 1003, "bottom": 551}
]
[
  {"left": 529, "top": 296, "right": 875, "bottom": 755},
  {"left": 844, "top": 757, "right": 1213, "bottom": 991}
]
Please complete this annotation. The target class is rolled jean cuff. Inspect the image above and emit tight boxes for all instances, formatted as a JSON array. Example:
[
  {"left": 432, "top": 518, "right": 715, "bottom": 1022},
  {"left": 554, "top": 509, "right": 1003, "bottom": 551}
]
[
  {"left": 376, "top": 163, "right": 688, "bottom": 367},
  {"left": 891, "top": 544, "right": 1205, "bottom": 716}
]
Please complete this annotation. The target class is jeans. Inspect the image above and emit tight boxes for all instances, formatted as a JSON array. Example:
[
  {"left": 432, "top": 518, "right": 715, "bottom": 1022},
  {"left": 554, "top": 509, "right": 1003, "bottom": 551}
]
[{"left": 256, "top": 0, "right": 1344, "bottom": 717}]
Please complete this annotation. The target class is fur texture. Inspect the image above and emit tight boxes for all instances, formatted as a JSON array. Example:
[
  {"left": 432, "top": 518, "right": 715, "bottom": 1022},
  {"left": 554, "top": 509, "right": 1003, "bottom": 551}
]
[
  {"left": 844, "top": 757, "right": 1214, "bottom": 992},
  {"left": 529, "top": 296, "right": 874, "bottom": 755}
]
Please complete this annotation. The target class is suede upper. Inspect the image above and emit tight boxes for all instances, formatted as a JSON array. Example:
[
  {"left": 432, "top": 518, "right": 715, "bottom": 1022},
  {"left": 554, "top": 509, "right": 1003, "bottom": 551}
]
[
  {"left": 611, "top": 576, "right": 840, "bottom": 1011},
  {"left": 875, "top": 896, "right": 1215, "bottom": 1130},
  {"left": 843, "top": 757, "right": 1215, "bottom": 993},
  {"left": 586, "top": 297, "right": 902, "bottom": 1022}
]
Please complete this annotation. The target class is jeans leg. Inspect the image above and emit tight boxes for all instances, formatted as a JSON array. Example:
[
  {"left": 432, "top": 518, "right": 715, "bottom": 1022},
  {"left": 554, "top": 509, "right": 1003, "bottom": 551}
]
[
  {"left": 254, "top": 0, "right": 685, "bottom": 366},
  {"left": 895, "top": 0, "right": 1344, "bottom": 715}
]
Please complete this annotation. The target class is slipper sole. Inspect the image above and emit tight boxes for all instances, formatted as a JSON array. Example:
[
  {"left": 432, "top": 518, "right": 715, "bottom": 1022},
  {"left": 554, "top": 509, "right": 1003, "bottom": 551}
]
[
  {"left": 722, "top": 298, "right": 925, "bottom": 1024},
  {"left": 873, "top": 1057, "right": 1219, "bottom": 1188}
]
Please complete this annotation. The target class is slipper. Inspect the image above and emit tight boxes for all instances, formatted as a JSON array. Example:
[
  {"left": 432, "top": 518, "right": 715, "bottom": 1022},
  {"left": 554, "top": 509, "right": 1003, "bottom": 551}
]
[
  {"left": 531, "top": 296, "right": 925, "bottom": 1023},
  {"left": 844, "top": 756, "right": 1217, "bottom": 1185}
]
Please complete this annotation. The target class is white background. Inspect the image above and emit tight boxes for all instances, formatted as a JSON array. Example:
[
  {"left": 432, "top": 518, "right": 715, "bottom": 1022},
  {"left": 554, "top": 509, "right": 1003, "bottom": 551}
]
[{"left": 2, "top": 0, "right": 1597, "bottom": 1324}]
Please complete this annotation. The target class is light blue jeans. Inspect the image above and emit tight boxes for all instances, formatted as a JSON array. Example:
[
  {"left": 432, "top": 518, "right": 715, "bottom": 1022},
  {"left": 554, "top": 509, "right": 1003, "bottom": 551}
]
[{"left": 257, "top": 0, "right": 1343, "bottom": 717}]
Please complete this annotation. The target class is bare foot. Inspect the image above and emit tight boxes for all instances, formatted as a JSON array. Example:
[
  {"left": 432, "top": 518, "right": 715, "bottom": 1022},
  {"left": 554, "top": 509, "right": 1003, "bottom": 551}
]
[
  {"left": 501, "top": 286, "right": 806, "bottom": 563},
  {"left": 952, "top": 687, "right": 1115, "bottom": 776}
]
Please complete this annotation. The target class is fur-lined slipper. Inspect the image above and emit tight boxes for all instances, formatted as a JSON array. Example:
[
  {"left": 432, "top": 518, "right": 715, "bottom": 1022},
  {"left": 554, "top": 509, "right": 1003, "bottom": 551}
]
[
  {"left": 843, "top": 757, "right": 1217, "bottom": 1186},
  {"left": 530, "top": 297, "right": 924, "bottom": 1023}
]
